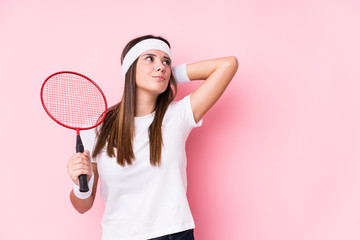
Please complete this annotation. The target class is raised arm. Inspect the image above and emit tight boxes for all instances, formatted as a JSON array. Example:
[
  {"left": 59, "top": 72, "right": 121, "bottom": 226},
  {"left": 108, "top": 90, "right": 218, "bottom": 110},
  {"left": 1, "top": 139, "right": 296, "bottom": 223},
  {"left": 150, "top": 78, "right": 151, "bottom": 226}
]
[{"left": 186, "top": 56, "right": 238, "bottom": 123}]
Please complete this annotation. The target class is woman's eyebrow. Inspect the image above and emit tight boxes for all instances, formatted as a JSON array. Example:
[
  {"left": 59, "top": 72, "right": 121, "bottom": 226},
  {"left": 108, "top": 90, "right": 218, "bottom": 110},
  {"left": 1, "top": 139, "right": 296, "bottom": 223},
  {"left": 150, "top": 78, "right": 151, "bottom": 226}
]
[
  {"left": 142, "top": 53, "right": 171, "bottom": 61},
  {"left": 142, "top": 53, "right": 156, "bottom": 57}
]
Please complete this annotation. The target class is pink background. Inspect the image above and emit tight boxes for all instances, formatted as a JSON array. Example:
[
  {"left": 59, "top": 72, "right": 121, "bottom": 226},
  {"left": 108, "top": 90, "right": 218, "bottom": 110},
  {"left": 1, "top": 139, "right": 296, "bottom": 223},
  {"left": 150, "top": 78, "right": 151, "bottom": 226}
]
[{"left": 1, "top": 0, "right": 360, "bottom": 239}]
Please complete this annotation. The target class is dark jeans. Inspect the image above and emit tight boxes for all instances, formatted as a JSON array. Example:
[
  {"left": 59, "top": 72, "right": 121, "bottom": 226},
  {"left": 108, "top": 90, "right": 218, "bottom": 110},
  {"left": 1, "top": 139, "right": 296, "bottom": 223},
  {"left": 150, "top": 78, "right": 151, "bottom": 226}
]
[{"left": 149, "top": 229, "right": 195, "bottom": 240}]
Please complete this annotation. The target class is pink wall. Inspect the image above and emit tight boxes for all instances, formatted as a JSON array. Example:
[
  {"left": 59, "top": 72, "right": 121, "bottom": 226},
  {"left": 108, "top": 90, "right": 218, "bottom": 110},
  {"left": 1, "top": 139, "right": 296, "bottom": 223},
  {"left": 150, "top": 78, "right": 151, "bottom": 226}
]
[{"left": 1, "top": 0, "right": 360, "bottom": 239}]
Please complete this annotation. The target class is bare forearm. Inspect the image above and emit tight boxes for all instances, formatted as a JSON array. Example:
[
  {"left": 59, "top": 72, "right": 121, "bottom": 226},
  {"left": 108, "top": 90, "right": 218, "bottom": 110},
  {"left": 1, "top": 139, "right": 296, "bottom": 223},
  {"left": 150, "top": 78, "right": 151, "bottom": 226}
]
[
  {"left": 70, "top": 190, "right": 95, "bottom": 214},
  {"left": 187, "top": 56, "right": 238, "bottom": 81}
]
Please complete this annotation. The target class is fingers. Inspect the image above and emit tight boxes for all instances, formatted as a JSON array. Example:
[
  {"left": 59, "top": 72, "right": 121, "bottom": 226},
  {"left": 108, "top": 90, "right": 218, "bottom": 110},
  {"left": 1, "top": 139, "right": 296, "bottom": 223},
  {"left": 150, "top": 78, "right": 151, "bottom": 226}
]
[
  {"left": 67, "top": 151, "right": 93, "bottom": 185},
  {"left": 83, "top": 150, "right": 90, "bottom": 157}
]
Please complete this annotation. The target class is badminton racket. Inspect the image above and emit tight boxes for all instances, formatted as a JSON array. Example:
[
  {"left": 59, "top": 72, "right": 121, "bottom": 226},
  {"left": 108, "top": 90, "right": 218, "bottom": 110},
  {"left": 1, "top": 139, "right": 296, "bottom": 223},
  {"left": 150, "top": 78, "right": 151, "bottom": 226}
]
[{"left": 40, "top": 71, "right": 107, "bottom": 192}]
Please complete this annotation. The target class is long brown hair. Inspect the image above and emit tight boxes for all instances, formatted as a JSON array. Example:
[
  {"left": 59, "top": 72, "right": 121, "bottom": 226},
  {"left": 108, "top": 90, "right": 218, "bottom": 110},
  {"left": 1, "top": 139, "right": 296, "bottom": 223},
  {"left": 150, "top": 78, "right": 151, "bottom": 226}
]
[{"left": 92, "top": 35, "right": 177, "bottom": 167}]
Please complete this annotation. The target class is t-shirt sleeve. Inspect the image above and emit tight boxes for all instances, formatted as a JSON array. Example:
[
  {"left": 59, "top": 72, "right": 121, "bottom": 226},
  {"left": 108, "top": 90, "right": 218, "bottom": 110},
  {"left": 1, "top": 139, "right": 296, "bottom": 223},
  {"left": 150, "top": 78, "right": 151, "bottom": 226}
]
[
  {"left": 80, "top": 128, "right": 98, "bottom": 163},
  {"left": 172, "top": 94, "right": 203, "bottom": 131}
]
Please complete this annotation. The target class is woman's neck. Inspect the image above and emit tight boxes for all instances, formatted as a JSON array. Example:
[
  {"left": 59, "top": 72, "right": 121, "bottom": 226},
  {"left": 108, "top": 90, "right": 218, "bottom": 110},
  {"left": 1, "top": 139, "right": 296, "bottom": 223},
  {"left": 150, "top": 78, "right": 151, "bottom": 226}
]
[{"left": 135, "top": 90, "right": 157, "bottom": 117}]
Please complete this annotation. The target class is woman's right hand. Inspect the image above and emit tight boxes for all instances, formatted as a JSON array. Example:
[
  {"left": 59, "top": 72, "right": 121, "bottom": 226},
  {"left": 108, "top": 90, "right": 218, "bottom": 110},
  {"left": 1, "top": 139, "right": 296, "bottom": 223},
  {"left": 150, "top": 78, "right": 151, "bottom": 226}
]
[{"left": 67, "top": 150, "right": 92, "bottom": 186}]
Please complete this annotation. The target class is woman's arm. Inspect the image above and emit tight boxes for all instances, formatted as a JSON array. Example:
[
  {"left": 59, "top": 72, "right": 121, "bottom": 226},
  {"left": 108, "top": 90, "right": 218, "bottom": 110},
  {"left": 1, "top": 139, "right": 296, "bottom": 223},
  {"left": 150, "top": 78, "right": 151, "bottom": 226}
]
[
  {"left": 187, "top": 56, "right": 238, "bottom": 123},
  {"left": 68, "top": 151, "right": 99, "bottom": 214},
  {"left": 69, "top": 163, "right": 99, "bottom": 214}
]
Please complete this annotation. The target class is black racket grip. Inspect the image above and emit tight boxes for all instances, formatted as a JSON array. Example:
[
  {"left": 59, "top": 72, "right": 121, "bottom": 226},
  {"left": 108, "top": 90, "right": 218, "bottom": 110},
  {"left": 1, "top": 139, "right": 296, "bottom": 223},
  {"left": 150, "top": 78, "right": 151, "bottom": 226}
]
[{"left": 76, "top": 134, "right": 89, "bottom": 192}]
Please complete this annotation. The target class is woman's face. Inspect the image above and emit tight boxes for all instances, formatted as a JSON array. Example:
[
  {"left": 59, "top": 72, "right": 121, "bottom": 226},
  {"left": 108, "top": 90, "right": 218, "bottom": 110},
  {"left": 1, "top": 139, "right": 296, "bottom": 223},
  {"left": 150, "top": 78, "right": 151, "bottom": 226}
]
[{"left": 135, "top": 49, "right": 171, "bottom": 96}]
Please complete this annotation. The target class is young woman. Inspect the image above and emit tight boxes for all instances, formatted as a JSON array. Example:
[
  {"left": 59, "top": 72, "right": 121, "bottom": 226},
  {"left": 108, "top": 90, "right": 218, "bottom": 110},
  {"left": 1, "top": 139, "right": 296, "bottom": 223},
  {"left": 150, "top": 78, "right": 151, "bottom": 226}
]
[{"left": 67, "top": 35, "right": 238, "bottom": 240}]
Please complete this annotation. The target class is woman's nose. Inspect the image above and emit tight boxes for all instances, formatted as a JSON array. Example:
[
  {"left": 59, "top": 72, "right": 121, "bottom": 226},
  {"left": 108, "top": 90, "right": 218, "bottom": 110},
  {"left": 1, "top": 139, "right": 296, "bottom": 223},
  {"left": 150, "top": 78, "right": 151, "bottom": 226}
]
[{"left": 156, "top": 61, "right": 165, "bottom": 72}]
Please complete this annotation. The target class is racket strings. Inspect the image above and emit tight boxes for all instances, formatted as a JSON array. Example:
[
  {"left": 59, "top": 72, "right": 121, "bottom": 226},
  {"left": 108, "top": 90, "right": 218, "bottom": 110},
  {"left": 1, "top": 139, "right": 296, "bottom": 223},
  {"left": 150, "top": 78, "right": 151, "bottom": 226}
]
[{"left": 42, "top": 73, "right": 106, "bottom": 129}]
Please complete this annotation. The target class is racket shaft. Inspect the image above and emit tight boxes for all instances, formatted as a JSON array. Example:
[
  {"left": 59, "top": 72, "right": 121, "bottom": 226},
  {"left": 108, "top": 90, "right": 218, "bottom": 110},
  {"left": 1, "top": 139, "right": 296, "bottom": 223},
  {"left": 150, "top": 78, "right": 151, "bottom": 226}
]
[{"left": 76, "top": 134, "right": 89, "bottom": 192}]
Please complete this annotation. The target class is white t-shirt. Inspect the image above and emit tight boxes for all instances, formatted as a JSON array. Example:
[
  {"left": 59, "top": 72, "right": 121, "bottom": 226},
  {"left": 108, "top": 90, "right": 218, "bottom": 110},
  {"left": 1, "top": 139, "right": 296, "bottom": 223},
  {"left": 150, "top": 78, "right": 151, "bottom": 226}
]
[{"left": 81, "top": 95, "right": 202, "bottom": 240}]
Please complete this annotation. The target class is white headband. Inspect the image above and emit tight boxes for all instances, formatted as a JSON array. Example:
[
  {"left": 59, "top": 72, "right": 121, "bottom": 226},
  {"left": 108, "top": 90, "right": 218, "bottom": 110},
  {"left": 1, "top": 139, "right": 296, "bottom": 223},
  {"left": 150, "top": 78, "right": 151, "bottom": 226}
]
[{"left": 121, "top": 39, "right": 172, "bottom": 77}]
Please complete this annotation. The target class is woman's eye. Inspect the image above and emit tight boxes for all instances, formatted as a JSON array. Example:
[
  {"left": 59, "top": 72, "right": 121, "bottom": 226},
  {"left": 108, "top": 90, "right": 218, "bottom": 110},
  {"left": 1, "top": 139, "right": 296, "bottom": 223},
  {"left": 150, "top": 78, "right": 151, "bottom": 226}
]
[
  {"left": 145, "top": 56, "right": 154, "bottom": 61},
  {"left": 163, "top": 60, "right": 171, "bottom": 65}
]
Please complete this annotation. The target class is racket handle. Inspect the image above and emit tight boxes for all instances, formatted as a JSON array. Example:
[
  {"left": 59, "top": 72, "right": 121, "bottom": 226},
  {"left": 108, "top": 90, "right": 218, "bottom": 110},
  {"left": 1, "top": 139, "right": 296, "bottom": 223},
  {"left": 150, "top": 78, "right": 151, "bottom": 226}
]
[
  {"left": 76, "top": 134, "right": 84, "bottom": 153},
  {"left": 79, "top": 175, "right": 89, "bottom": 192},
  {"left": 76, "top": 134, "right": 89, "bottom": 192}
]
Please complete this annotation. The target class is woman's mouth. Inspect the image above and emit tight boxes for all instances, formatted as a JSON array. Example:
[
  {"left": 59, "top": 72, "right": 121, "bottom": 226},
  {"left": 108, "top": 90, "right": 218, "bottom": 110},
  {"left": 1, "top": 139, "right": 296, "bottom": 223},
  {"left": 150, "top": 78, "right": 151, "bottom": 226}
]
[{"left": 152, "top": 76, "right": 165, "bottom": 80}]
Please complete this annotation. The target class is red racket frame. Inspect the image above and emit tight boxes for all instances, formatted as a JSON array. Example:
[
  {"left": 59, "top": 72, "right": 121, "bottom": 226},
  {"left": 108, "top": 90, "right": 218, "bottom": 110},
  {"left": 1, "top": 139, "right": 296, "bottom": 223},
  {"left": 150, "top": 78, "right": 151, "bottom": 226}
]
[{"left": 40, "top": 71, "right": 107, "bottom": 134}]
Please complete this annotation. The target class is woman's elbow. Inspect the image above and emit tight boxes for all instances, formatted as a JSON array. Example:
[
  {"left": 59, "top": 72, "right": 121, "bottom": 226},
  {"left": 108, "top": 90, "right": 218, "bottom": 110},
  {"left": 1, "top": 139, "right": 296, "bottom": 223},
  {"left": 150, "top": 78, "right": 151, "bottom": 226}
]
[
  {"left": 227, "top": 56, "right": 238, "bottom": 71},
  {"left": 77, "top": 207, "right": 91, "bottom": 214},
  {"left": 223, "top": 56, "right": 238, "bottom": 77},
  {"left": 75, "top": 201, "right": 94, "bottom": 214}
]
